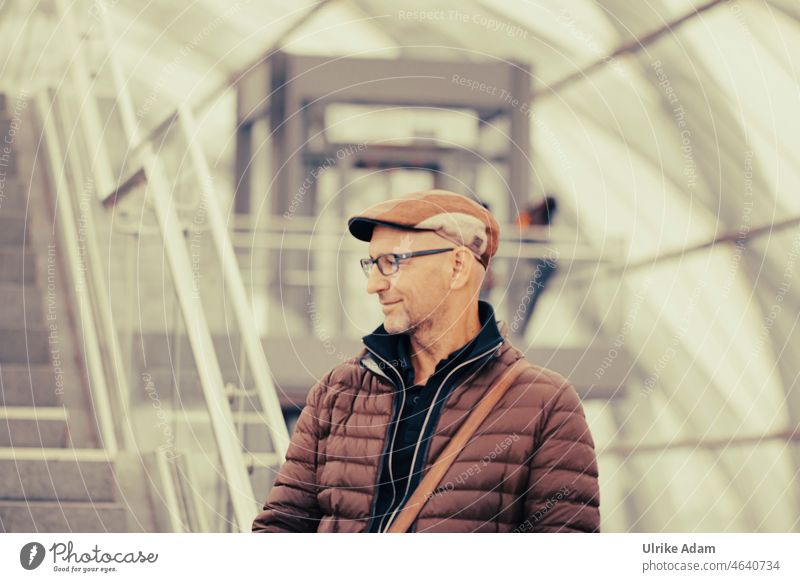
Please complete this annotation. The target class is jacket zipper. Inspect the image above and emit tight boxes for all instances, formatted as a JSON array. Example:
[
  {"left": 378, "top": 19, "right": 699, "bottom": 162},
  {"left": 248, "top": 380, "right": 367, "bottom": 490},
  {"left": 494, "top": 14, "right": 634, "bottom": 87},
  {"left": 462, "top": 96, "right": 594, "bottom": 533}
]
[
  {"left": 362, "top": 347, "right": 408, "bottom": 532},
  {"left": 380, "top": 341, "right": 504, "bottom": 532}
]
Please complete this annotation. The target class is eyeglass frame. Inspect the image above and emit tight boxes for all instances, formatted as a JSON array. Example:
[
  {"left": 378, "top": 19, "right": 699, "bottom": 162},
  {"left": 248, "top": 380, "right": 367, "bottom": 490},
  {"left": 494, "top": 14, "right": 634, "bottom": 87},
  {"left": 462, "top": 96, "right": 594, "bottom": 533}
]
[{"left": 360, "top": 247, "right": 455, "bottom": 278}]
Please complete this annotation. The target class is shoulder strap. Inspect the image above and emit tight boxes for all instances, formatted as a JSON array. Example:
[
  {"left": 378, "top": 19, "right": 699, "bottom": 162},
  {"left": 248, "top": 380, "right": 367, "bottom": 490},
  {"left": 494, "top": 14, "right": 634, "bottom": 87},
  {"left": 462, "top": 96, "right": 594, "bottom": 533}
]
[{"left": 386, "top": 358, "right": 531, "bottom": 533}]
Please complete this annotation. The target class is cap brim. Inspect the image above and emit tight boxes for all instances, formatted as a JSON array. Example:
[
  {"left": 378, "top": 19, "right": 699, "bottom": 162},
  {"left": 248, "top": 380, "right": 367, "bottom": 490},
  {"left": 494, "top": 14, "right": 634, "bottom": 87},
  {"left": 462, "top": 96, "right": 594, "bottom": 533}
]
[{"left": 347, "top": 217, "right": 424, "bottom": 241}]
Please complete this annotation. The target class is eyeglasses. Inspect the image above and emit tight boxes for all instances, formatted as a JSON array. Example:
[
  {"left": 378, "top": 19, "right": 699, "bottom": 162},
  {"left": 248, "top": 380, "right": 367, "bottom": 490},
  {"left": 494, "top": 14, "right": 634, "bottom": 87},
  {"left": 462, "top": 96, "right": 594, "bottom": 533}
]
[{"left": 360, "top": 248, "right": 454, "bottom": 278}]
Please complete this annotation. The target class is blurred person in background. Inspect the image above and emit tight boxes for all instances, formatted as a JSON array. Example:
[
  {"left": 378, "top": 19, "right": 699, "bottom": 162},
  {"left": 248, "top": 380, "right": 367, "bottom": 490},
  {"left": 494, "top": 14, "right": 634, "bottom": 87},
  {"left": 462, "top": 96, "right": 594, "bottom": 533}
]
[{"left": 509, "top": 195, "right": 559, "bottom": 340}]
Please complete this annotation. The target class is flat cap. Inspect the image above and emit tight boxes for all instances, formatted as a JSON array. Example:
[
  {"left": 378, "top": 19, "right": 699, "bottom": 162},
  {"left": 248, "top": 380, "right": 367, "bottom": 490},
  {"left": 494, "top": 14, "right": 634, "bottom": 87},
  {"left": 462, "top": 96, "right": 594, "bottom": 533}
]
[{"left": 347, "top": 189, "right": 500, "bottom": 268}]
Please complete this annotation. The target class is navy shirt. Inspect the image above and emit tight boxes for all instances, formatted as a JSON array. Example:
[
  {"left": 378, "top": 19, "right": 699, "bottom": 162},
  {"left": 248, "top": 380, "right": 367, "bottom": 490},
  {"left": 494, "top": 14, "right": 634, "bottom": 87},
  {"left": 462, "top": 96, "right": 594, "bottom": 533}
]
[{"left": 361, "top": 301, "right": 504, "bottom": 532}]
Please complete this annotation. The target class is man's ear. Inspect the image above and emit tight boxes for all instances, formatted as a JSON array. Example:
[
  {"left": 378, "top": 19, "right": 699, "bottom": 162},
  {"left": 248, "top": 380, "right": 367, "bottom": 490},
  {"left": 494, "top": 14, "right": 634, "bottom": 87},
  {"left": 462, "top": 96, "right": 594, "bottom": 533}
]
[{"left": 449, "top": 247, "right": 473, "bottom": 290}]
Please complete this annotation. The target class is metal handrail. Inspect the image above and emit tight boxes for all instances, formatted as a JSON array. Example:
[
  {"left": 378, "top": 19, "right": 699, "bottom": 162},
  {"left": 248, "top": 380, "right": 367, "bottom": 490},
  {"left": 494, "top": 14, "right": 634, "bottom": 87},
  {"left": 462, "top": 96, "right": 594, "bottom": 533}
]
[
  {"left": 178, "top": 106, "right": 290, "bottom": 458},
  {"left": 40, "top": 0, "right": 185, "bottom": 530},
  {"left": 52, "top": 91, "right": 138, "bottom": 452},
  {"left": 154, "top": 447, "right": 187, "bottom": 533},
  {"left": 115, "top": 122, "right": 258, "bottom": 532},
  {"left": 45, "top": 0, "right": 259, "bottom": 531},
  {"left": 86, "top": 0, "right": 288, "bottom": 530},
  {"left": 35, "top": 93, "right": 120, "bottom": 456}
]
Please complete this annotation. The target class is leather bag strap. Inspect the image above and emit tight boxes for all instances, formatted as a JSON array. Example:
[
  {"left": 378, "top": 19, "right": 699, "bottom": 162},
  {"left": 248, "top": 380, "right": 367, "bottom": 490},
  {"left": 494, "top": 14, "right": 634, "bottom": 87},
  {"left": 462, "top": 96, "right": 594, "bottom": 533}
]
[{"left": 386, "top": 358, "right": 531, "bottom": 533}]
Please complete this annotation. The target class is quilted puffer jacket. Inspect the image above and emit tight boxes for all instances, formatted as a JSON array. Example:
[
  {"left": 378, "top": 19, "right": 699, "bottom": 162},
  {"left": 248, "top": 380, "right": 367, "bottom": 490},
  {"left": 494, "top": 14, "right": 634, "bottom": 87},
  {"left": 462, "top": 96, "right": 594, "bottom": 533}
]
[{"left": 253, "top": 314, "right": 600, "bottom": 533}]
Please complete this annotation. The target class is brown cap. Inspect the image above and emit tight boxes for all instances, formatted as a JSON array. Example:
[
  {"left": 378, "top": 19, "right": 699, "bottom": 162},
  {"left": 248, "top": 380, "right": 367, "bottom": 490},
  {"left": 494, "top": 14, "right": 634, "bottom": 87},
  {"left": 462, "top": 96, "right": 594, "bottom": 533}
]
[{"left": 347, "top": 190, "right": 500, "bottom": 269}]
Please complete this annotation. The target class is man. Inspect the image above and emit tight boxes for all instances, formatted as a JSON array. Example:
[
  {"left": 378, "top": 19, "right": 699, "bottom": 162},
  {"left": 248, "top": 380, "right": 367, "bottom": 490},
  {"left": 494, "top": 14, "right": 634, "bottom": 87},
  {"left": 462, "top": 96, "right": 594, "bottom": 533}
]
[{"left": 253, "top": 190, "right": 600, "bottom": 533}]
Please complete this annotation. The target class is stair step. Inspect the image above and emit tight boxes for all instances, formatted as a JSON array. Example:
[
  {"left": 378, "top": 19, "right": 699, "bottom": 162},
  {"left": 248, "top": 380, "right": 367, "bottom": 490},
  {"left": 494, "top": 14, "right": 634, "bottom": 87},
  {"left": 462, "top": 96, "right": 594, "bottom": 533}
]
[
  {"left": 0, "top": 363, "right": 62, "bottom": 406},
  {"left": 0, "top": 282, "right": 43, "bottom": 325},
  {"left": 0, "top": 245, "right": 35, "bottom": 283},
  {"left": 0, "top": 326, "right": 49, "bottom": 363},
  {"left": 0, "top": 179, "right": 30, "bottom": 213},
  {"left": 0, "top": 213, "right": 28, "bottom": 245},
  {"left": 0, "top": 500, "right": 127, "bottom": 532},
  {"left": 0, "top": 448, "right": 118, "bottom": 502},
  {"left": 0, "top": 407, "right": 69, "bottom": 447}
]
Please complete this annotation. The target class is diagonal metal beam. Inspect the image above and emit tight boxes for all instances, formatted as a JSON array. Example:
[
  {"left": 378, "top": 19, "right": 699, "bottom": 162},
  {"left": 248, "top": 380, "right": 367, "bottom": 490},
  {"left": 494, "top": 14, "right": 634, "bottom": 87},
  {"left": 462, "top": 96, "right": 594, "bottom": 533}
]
[{"left": 539, "top": 0, "right": 728, "bottom": 96}]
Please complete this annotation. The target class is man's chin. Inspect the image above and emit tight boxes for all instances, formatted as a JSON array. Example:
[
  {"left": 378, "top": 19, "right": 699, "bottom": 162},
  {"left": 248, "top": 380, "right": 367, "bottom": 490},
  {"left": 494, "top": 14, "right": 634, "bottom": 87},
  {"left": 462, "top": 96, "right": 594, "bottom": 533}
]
[{"left": 383, "top": 315, "right": 411, "bottom": 335}]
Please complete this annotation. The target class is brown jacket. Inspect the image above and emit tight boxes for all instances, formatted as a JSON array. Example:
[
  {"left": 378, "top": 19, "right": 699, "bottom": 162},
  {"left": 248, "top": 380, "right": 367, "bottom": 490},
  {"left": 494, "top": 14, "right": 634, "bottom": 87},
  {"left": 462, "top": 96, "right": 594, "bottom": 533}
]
[{"left": 253, "top": 322, "right": 600, "bottom": 532}]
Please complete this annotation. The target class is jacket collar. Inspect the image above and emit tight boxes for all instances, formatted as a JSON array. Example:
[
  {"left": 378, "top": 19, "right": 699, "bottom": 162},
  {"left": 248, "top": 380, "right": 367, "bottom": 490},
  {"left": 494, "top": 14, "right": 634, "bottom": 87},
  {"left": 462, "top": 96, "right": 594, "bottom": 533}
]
[{"left": 360, "top": 300, "right": 506, "bottom": 388}]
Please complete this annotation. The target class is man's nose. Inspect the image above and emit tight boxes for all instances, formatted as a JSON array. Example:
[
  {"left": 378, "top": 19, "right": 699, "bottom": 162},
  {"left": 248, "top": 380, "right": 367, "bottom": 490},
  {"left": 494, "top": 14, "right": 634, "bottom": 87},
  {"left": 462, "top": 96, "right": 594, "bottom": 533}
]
[{"left": 366, "top": 264, "right": 389, "bottom": 294}]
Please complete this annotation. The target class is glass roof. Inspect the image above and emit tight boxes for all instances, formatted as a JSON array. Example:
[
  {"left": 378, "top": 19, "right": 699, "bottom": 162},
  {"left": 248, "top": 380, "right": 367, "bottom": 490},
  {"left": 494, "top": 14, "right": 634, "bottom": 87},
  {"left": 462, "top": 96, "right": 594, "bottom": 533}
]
[{"left": 3, "top": 0, "right": 798, "bottom": 533}]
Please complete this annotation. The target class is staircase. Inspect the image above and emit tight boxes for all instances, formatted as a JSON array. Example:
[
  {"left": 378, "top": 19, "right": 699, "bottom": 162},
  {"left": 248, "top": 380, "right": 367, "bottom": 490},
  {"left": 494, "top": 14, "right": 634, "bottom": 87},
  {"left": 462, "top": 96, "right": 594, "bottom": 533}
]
[{"left": 0, "top": 93, "right": 128, "bottom": 532}]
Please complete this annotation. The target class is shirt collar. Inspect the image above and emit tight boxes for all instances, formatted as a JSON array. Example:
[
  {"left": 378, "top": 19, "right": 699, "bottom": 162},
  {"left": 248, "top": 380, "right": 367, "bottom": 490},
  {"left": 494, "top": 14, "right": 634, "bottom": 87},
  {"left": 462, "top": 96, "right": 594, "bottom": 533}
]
[{"left": 361, "top": 300, "right": 504, "bottom": 387}]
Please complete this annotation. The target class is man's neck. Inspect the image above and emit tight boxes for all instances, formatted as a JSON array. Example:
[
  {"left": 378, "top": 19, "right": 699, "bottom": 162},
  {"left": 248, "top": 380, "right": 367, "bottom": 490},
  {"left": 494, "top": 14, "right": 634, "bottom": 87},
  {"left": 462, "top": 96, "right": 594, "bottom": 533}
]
[{"left": 408, "top": 303, "right": 482, "bottom": 386}]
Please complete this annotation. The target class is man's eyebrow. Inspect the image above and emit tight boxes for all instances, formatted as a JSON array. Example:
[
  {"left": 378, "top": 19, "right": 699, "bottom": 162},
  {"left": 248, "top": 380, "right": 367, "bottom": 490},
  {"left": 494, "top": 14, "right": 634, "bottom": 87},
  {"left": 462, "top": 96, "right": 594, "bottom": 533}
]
[{"left": 367, "top": 250, "right": 393, "bottom": 258}]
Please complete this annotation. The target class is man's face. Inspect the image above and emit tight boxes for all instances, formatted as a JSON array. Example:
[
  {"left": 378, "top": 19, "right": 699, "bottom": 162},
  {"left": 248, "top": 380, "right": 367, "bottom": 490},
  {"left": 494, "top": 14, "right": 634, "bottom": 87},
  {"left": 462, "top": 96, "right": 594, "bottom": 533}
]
[{"left": 366, "top": 226, "right": 453, "bottom": 335}]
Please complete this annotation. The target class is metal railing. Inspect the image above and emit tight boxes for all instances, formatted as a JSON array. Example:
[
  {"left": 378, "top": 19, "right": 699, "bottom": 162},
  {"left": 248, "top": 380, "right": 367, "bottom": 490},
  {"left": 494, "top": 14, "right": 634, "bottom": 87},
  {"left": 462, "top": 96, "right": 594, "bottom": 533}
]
[
  {"left": 35, "top": 92, "right": 126, "bottom": 457},
  {"left": 39, "top": 0, "right": 290, "bottom": 532}
]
